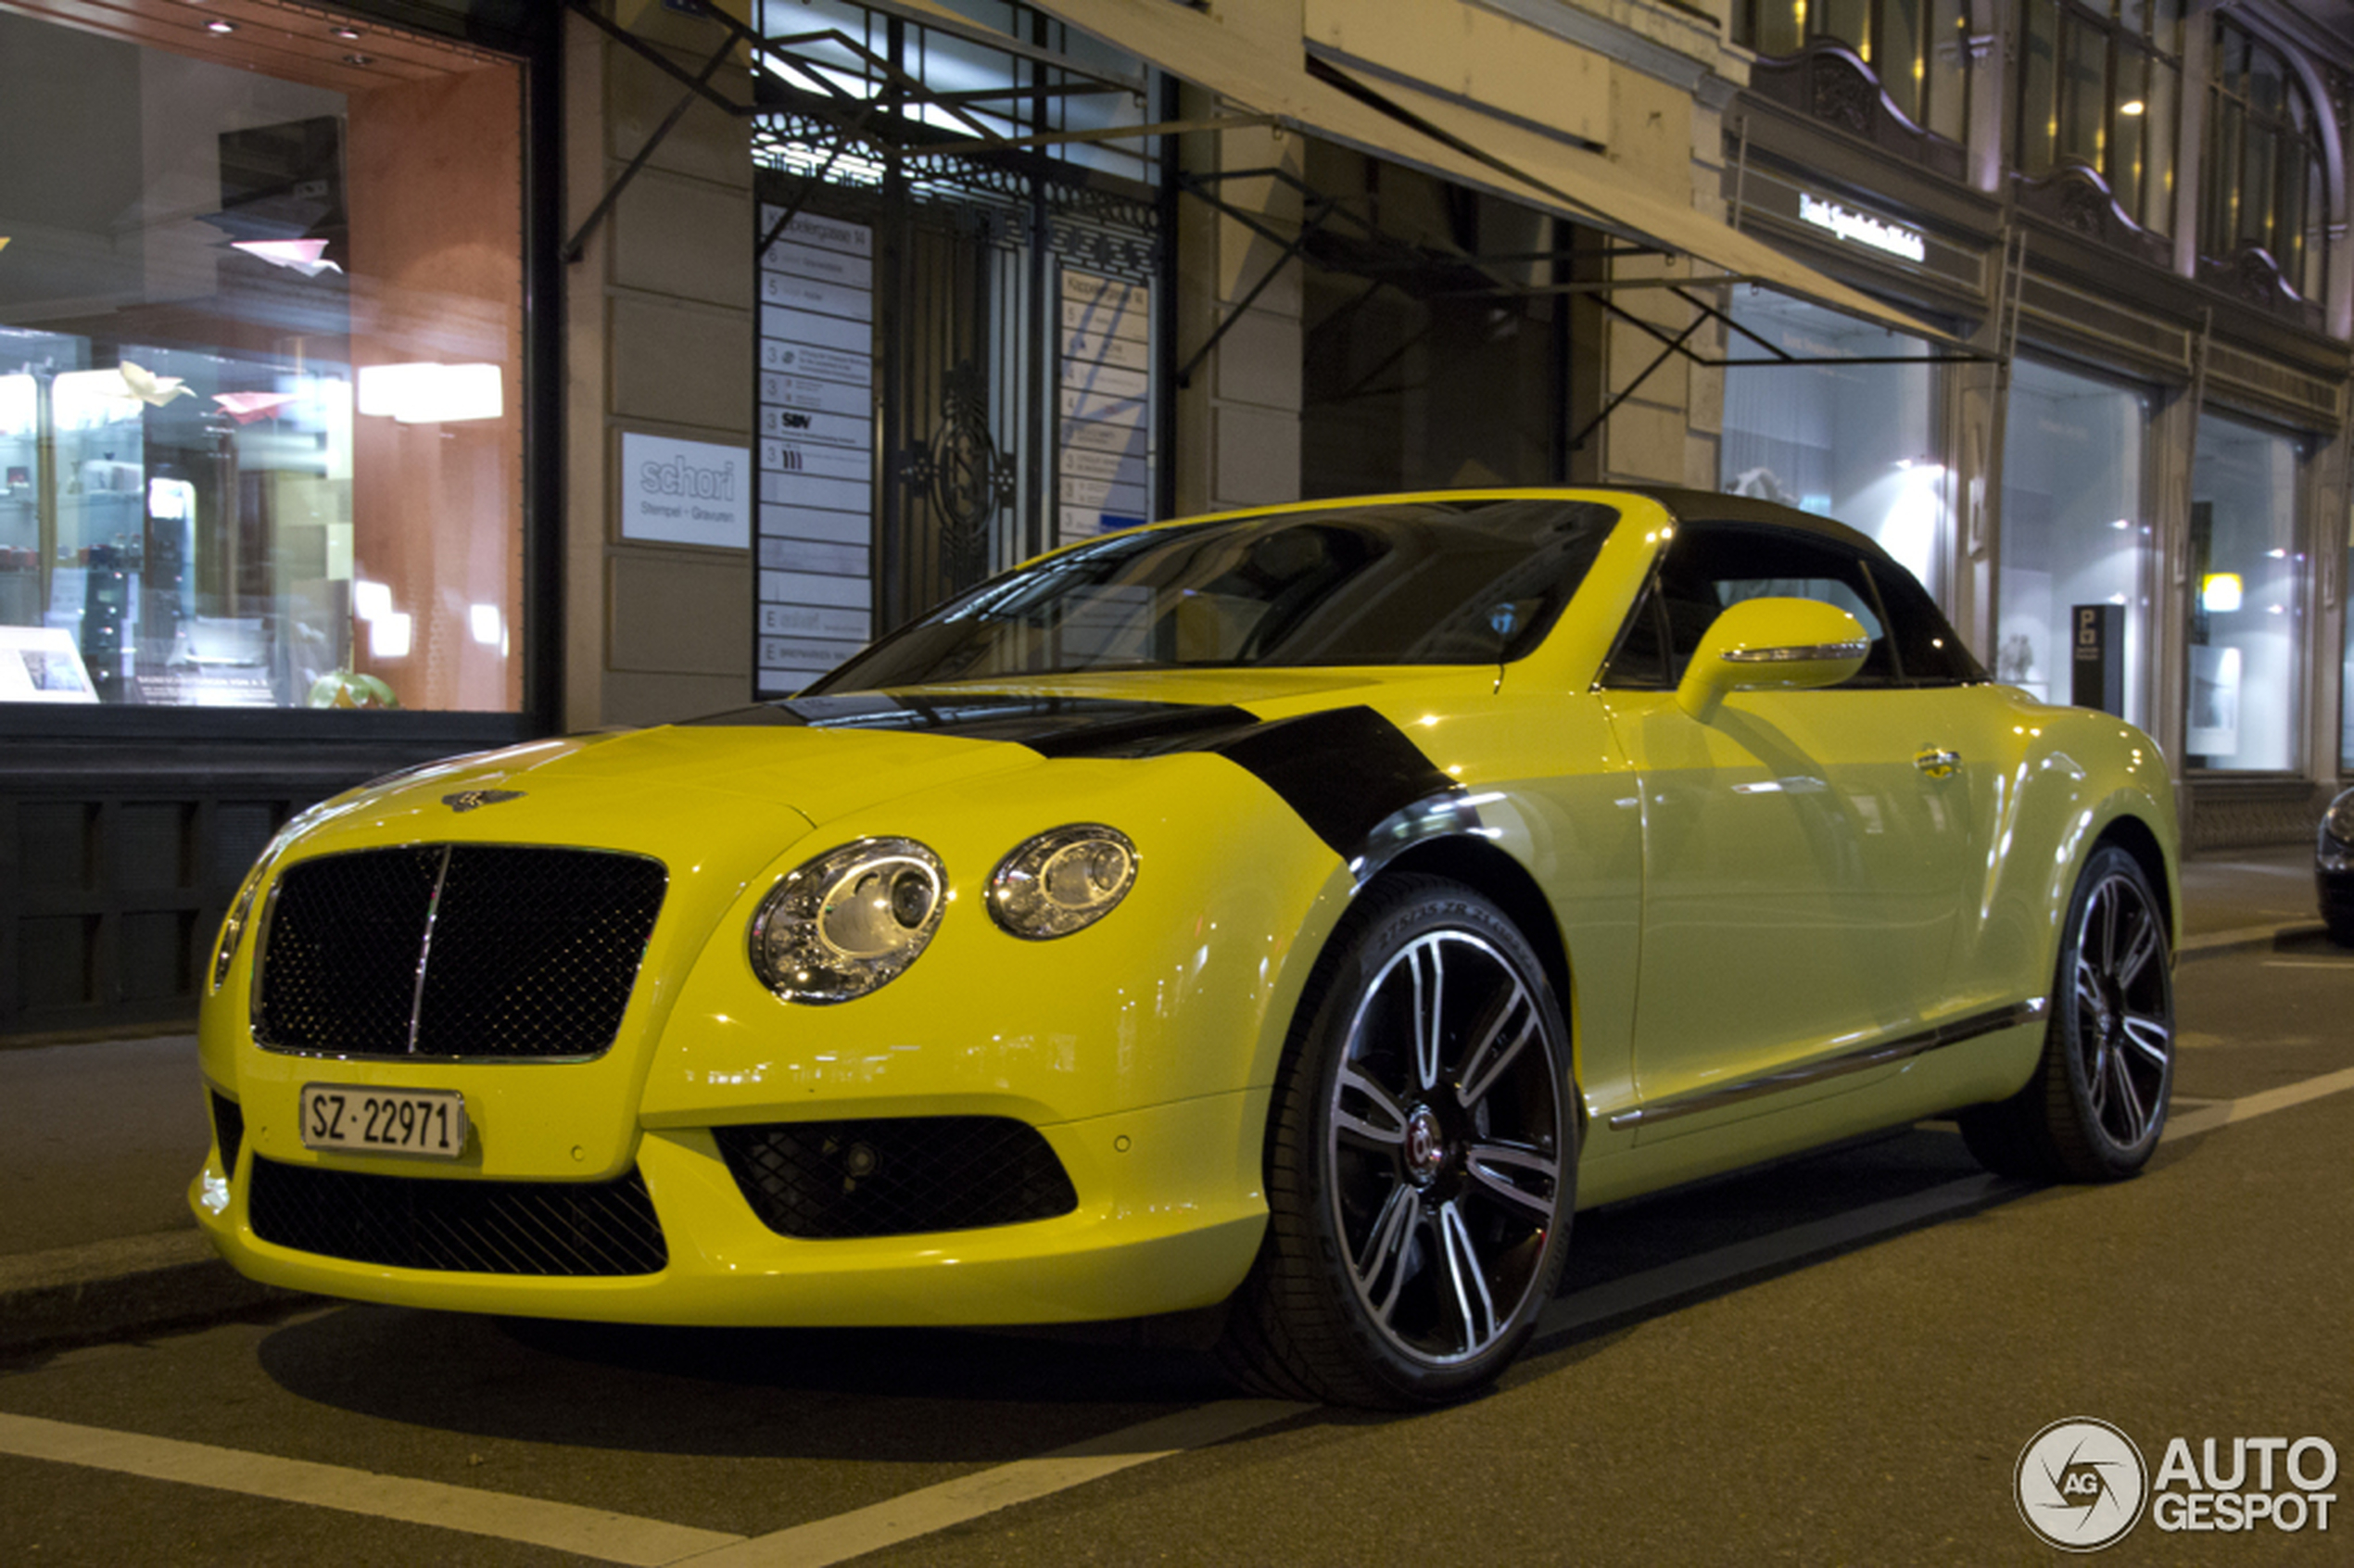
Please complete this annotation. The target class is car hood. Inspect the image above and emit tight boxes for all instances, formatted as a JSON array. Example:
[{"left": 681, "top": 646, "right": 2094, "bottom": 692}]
[{"left": 287, "top": 669, "right": 1411, "bottom": 858}]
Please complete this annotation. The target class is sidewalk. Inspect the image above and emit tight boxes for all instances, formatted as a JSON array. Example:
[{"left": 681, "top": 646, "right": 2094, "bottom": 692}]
[{"left": 0, "top": 841, "right": 2330, "bottom": 1354}]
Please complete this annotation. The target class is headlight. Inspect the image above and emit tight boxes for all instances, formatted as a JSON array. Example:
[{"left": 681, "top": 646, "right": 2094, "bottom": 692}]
[
  {"left": 750, "top": 838, "right": 947, "bottom": 1003},
  {"left": 2325, "top": 791, "right": 2354, "bottom": 847},
  {"left": 988, "top": 825, "right": 1138, "bottom": 940}
]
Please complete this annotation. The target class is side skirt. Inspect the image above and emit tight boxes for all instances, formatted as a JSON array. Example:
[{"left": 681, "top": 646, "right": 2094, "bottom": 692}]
[{"left": 1605, "top": 998, "right": 2050, "bottom": 1132}]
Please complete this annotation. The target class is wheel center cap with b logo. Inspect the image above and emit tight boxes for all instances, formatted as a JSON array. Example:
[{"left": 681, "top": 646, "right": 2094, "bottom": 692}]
[{"left": 1403, "top": 1105, "right": 1448, "bottom": 1187}]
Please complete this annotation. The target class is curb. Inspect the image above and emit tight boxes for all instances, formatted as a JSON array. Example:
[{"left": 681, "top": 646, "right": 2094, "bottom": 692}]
[
  {"left": 2176, "top": 920, "right": 2332, "bottom": 961},
  {"left": 0, "top": 1232, "right": 311, "bottom": 1356}
]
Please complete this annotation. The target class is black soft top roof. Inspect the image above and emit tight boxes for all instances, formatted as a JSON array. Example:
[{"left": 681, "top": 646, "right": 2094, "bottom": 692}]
[{"left": 1601, "top": 486, "right": 1887, "bottom": 560}]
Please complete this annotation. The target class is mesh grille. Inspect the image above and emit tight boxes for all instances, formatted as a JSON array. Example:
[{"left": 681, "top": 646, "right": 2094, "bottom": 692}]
[
  {"left": 247, "top": 1157, "right": 667, "bottom": 1275},
  {"left": 256, "top": 845, "right": 665, "bottom": 1058},
  {"left": 715, "top": 1118, "right": 1079, "bottom": 1239},
  {"left": 210, "top": 1091, "right": 245, "bottom": 1178}
]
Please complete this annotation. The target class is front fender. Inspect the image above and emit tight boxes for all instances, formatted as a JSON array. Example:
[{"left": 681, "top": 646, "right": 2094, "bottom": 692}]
[{"left": 639, "top": 752, "right": 1354, "bottom": 1132}]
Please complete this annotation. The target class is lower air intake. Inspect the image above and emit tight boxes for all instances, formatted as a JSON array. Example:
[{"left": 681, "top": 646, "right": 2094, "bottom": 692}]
[
  {"left": 247, "top": 1157, "right": 666, "bottom": 1275},
  {"left": 210, "top": 1092, "right": 245, "bottom": 1179},
  {"left": 714, "top": 1117, "right": 1079, "bottom": 1239}
]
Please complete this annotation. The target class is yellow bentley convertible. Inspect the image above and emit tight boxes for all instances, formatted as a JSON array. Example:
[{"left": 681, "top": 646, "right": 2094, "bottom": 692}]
[{"left": 193, "top": 488, "right": 2178, "bottom": 1407}]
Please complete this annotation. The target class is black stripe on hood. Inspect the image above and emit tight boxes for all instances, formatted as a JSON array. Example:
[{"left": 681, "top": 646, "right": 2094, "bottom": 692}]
[
  {"left": 684, "top": 693, "right": 1471, "bottom": 871},
  {"left": 680, "top": 693, "right": 1256, "bottom": 752}
]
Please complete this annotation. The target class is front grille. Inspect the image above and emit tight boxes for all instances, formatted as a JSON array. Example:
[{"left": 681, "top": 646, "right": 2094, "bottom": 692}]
[
  {"left": 715, "top": 1117, "right": 1079, "bottom": 1239},
  {"left": 255, "top": 845, "right": 665, "bottom": 1059},
  {"left": 247, "top": 1156, "right": 667, "bottom": 1275},
  {"left": 210, "top": 1091, "right": 245, "bottom": 1177}
]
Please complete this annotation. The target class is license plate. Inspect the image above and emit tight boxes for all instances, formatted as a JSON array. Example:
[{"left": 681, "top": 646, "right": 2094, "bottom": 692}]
[{"left": 299, "top": 1084, "right": 469, "bottom": 1159}]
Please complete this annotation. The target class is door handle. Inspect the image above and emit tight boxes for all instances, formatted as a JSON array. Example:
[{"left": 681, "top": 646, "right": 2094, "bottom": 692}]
[{"left": 1915, "top": 747, "right": 1961, "bottom": 778}]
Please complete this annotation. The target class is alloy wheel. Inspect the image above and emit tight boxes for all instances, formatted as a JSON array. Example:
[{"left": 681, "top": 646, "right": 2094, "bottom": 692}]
[
  {"left": 1326, "top": 929, "right": 1563, "bottom": 1366},
  {"left": 2069, "top": 868, "right": 2172, "bottom": 1150}
]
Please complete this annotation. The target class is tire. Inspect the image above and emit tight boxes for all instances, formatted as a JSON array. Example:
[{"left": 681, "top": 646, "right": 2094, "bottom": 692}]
[
  {"left": 1218, "top": 876, "right": 1576, "bottom": 1408},
  {"left": 1961, "top": 844, "right": 2174, "bottom": 1182}
]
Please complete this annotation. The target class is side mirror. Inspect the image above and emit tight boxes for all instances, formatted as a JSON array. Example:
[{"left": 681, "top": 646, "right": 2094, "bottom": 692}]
[{"left": 1676, "top": 597, "right": 1869, "bottom": 720}]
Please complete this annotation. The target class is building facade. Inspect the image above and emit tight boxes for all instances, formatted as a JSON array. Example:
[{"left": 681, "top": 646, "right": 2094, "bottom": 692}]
[{"left": 2, "top": 0, "right": 2348, "bottom": 1035}]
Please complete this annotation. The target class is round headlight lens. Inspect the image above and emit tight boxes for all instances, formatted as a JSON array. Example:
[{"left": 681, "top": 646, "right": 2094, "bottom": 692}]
[
  {"left": 988, "top": 825, "right": 1138, "bottom": 940},
  {"left": 751, "top": 838, "right": 946, "bottom": 1003},
  {"left": 2325, "top": 790, "right": 2354, "bottom": 847}
]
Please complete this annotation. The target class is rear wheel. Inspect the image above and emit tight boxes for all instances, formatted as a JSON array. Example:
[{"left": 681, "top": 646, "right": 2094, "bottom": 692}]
[
  {"left": 1219, "top": 877, "right": 1575, "bottom": 1408},
  {"left": 1961, "top": 844, "right": 2173, "bottom": 1182}
]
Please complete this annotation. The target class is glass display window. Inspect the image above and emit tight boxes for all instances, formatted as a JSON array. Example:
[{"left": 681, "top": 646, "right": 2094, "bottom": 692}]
[
  {"left": 1997, "top": 358, "right": 2154, "bottom": 726},
  {"left": 2187, "top": 411, "right": 2305, "bottom": 773},
  {"left": 0, "top": 3, "right": 525, "bottom": 713},
  {"left": 1719, "top": 288, "right": 1950, "bottom": 602}
]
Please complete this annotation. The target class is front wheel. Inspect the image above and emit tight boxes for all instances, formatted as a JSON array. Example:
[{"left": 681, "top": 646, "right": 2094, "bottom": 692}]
[
  {"left": 1961, "top": 843, "right": 2174, "bottom": 1182},
  {"left": 1219, "top": 877, "right": 1576, "bottom": 1408}
]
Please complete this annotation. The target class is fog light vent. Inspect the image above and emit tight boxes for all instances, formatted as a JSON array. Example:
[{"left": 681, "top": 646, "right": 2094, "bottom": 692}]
[{"left": 714, "top": 1117, "right": 1077, "bottom": 1239}]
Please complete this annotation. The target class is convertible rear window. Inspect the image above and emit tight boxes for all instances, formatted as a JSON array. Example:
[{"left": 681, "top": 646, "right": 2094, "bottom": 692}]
[{"left": 808, "top": 499, "right": 1619, "bottom": 689}]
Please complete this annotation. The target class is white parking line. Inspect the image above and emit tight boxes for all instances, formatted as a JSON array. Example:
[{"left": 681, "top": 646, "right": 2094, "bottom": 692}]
[
  {"left": 0, "top": 1410, "right": 742, "bottom": 1565},
  {"left": 0, "top": 1398, "right": 1310, "bottom": 1566},
  {"left": 676, "top": 1400, "right": 1310, "bottom": 1567},
  {"left": 2165, "top": 1063, "right": 2354, "bottom": 1139},
  {"left": 6, "top": 1066, "right": 2350, "bottom": 1563}
]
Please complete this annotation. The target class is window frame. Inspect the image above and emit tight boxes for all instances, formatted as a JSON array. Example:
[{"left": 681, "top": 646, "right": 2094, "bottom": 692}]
[
  {"left": 2013, "top": 0, "right": 2183, "bottom": 235},
  {"left": 2200, "top": 15, "right": 2330, "bottom": 303},
  {"left": 1730, "top": 0, "right": 1975, "bottom": 146}
]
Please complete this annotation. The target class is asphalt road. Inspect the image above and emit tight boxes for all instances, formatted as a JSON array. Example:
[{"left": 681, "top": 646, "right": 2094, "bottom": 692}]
[{"left": 2, "top": 933, "right": 2348, "bottom": 1568}]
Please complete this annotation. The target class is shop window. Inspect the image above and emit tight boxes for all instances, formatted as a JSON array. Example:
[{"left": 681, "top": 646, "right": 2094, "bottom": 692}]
[
  {"left": 0, "top": 6, "right": 525, "bottom": 713},
  {"left": 1997, "top": 359, "right": 2154, "bottom": 727},
  {"left": 2187, "top": 412, "right": 2304, "bottom": 774},
  {"left": 1719, "top": 290, "right": 1950, "bottom": 603},
  {"left": 2014, "top": 0, "right": 2181, "bottom": 235},
  {"left": 2200, "top": 18, "right": 2330, "bottom": 305},
  {"left": 1731, "top": 0, "right": 1973, "bottom": 144}
]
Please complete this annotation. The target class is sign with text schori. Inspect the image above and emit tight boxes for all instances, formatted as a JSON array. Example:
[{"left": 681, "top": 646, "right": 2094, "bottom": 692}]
[{"left": 621, "top": 432, "right": 751, "bottom": 549}]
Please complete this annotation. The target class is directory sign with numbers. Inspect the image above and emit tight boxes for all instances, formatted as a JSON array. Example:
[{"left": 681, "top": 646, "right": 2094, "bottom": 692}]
[
  {"left": 1057, "top": 270, "right": 1151, "bottom": 547},
  {"left": 756, "top": 209, "right": 875, "bottom": 697}
]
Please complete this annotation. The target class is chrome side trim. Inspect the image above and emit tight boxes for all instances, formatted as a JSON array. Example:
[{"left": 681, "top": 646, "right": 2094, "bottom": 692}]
[
  {"left": 1606, "top": 997, "right": 2049, "bottom": 1131},
  {"left": 1722, "top": 639, "right": 1870, "bottom": 664}
]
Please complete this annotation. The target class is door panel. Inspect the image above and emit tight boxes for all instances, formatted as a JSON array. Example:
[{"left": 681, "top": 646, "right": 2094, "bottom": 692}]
[{"left": 1605, "top": 685, "right": 1981, "bottom": 1140}]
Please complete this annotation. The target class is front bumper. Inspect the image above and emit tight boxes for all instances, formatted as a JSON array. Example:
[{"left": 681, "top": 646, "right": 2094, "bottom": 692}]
[{"left": 192, "top": 1086, "right": 1271, "bottom": 1325}]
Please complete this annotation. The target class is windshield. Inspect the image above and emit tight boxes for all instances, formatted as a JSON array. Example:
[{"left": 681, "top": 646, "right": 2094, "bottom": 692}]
[{"left": 808, "top": 498, "right": 1620, "bottom": 692}]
